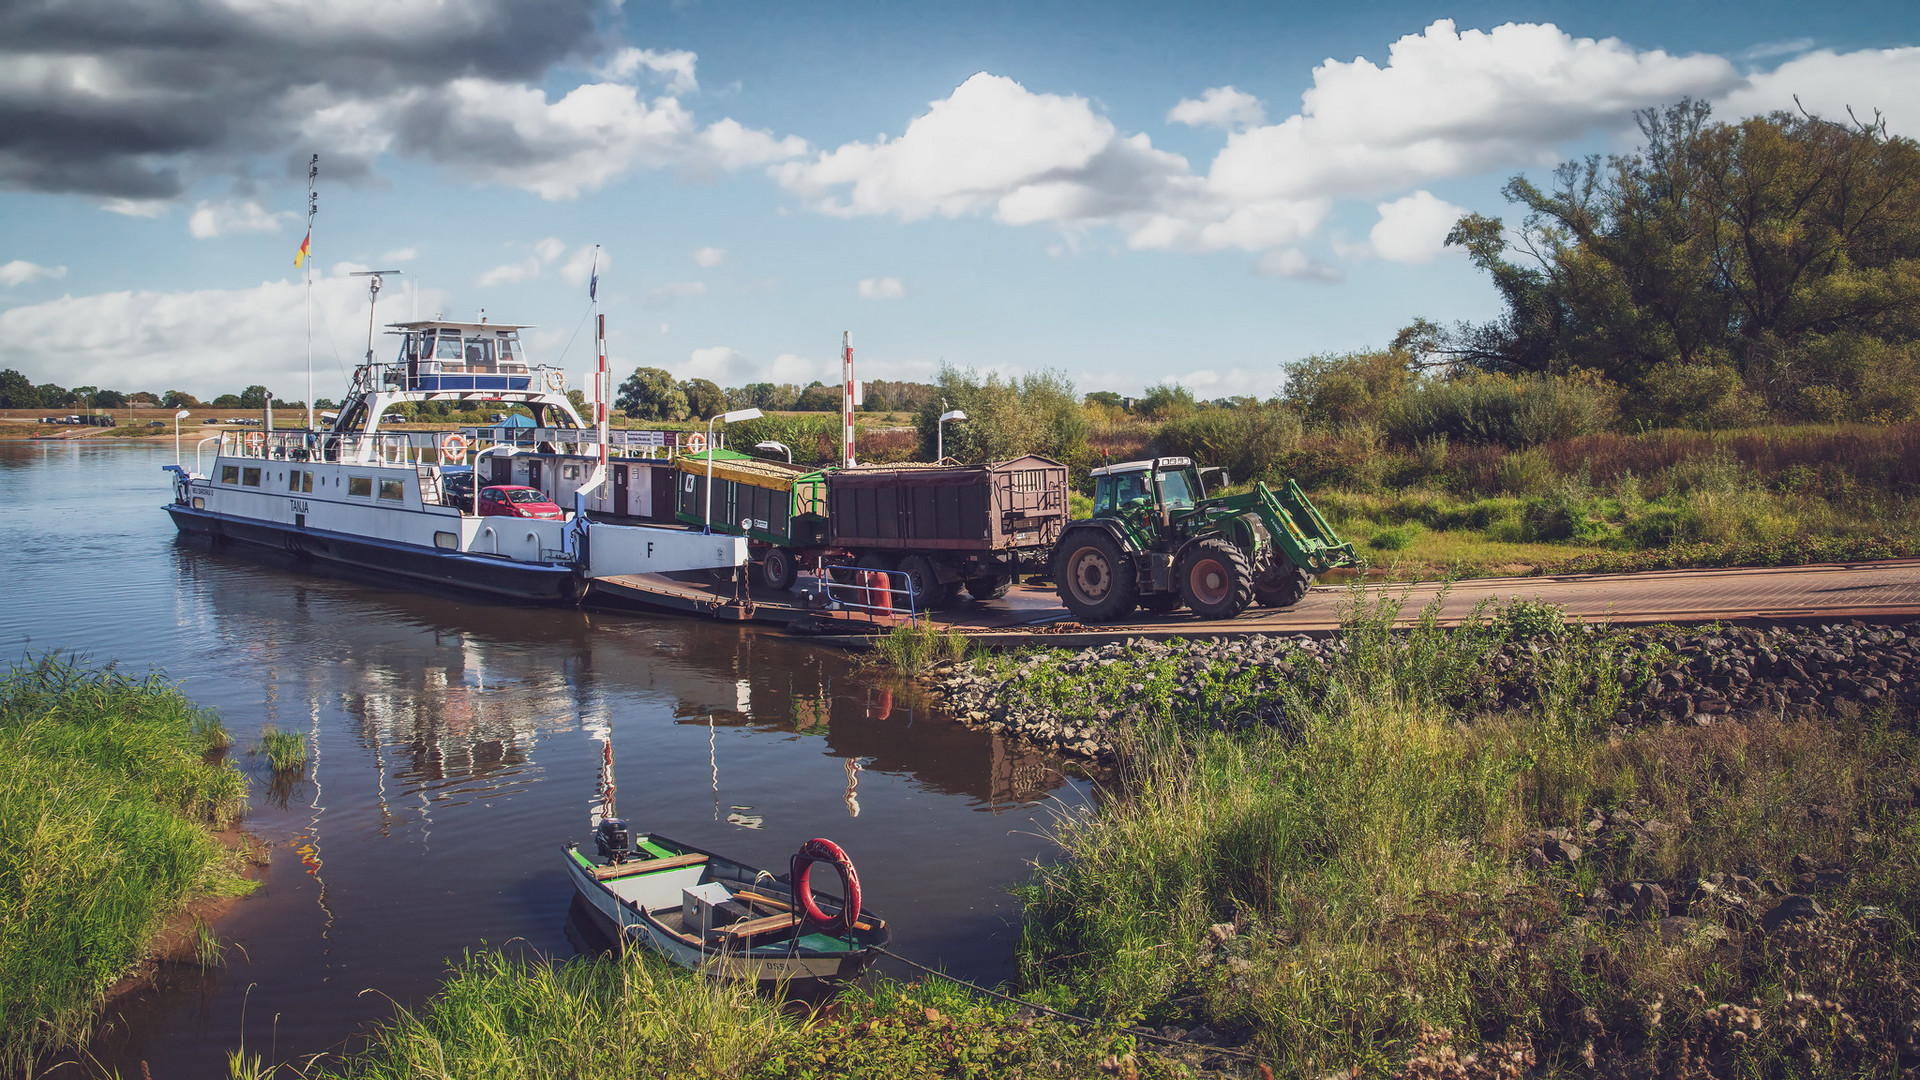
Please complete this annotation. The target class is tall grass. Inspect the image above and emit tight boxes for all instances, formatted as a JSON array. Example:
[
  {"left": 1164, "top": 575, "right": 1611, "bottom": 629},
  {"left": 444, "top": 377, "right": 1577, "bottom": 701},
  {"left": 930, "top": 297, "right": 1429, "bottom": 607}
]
[
  {"left": 1015, "top": 594, "right": 1920, "bottom": 1076},
  {"left": 0, "top": 655, "right": 250, "bottom": 1072},
  {"left": 316, "top": 949, "right": 788, "bottom": 1080},
  {"left": 258, "top": 725, "right": 307, "bottom": 773},
  {"left": 869, "top": 621, "right": 970, "bottom": 674}
]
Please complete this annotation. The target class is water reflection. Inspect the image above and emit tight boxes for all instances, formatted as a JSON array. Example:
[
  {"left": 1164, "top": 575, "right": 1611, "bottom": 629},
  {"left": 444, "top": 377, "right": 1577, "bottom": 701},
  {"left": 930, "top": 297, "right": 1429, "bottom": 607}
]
[{"left": 4, "top": 443, "right": 1088, "bottom": 1080}]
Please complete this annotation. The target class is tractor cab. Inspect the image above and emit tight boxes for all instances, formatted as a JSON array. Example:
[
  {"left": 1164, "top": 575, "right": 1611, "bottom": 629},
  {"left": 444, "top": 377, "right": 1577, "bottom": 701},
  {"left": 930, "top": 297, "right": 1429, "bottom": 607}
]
[{"left": 1091, "top": 457, "right": 1201, "bottom": 515}]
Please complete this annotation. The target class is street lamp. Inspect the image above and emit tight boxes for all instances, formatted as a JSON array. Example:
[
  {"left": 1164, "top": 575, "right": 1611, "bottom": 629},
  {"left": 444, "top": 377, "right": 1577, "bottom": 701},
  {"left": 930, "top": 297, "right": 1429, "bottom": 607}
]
[
  {"left": 753, "top": 440, "right": 792, "bottom": 463},
  {"left": 705, "top": 408, "right": 763, "bottom": 532},
  {"left": 937, "top": 408, "right": 967, "bottom": 462},
  {"left": 174, "top": 409, "right": 190, "bottom": 464}
]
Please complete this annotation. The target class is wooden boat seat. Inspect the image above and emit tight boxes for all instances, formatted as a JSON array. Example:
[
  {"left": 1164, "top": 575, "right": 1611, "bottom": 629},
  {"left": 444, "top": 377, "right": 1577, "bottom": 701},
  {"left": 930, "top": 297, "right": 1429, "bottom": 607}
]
[
  {"left": 711, "top": 911, "right": 801, "bottom": 942},
  {"left": 593, "top": 852, "right": 709, "bottom": 880}
]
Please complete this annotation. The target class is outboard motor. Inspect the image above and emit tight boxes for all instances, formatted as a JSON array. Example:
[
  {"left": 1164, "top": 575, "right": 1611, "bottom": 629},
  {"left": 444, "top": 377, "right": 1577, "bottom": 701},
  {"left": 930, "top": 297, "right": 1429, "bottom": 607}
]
[{"left": 595, "top": 818, "right": 631, "bottom": 864}]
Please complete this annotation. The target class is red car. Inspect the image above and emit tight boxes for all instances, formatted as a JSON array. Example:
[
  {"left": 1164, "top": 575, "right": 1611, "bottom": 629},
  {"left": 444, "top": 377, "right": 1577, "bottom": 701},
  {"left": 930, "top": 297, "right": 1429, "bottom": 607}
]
[{"left": 477, "top": 485, "right": 564, "bottom": 520}]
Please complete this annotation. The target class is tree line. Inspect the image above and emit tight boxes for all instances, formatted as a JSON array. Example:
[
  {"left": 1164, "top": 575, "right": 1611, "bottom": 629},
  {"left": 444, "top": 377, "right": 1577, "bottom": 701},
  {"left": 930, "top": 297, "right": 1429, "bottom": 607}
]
[
  {"left": 0, "top": 375, "right": 314, "bottom": 412},
  {"left": 613, "top": 369, "right": 936, "bottom": 420}
]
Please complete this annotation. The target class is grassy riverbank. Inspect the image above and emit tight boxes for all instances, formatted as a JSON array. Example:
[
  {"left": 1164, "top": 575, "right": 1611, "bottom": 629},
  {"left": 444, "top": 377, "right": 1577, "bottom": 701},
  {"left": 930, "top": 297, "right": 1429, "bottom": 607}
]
[
  {"left": 1008, "top": 597, "right": 1920, "bottom": 1076},
  {"left": 0, "top": 656, "right": 250, "bottom": 1073}
]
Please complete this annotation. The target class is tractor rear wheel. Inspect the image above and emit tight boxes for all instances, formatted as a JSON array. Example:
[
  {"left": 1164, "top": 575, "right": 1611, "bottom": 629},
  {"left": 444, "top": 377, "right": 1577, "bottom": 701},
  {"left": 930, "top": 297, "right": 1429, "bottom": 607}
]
[
  {"left": 1178, "top": 537, "right": 1254, "bottom": 620},
  {"left": 1054, "top": 530, "right": 1138, "bottom": 622}
]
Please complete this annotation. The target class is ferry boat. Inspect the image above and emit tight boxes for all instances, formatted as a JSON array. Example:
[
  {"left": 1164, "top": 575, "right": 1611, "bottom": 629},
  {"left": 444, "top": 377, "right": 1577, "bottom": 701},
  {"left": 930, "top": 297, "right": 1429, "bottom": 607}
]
[{"left": 164, "top": 282, "right": 743, "bottom": 602}]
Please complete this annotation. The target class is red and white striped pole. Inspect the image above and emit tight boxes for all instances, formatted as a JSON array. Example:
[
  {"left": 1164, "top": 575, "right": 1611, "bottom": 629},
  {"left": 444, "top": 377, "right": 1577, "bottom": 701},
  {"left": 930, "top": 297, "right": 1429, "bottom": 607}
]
[
  {"left": 841, "top": 330, "right": 856, "bottom": 468},
  {"left": 596, "top": 314, "right": 609, "bottom": 481}
]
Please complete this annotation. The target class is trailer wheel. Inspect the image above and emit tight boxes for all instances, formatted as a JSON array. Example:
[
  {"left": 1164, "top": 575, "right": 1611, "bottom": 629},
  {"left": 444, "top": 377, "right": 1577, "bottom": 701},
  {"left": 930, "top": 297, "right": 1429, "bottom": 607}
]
[
  {"left": 895, "top": 555, "right": 940, "bottom": 611},
  {"left": 1254, "top": 558, "right": 1314, "bottom": 608},
  {"left": 963, "top": 574, "right": 1012, "bottom": 601},
  {"left": 759, "top": 547, "right": 798, "bottom": 592},
  {"left": 1054, "top": 530, "right": 1138, "bottom": 622},
  {"left": 1178, "top": 538, "right": 1254, "bottom": 620}
]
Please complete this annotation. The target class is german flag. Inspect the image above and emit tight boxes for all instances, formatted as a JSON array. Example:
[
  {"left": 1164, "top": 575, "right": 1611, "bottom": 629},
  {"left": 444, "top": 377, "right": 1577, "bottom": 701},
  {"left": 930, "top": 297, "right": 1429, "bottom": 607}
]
[{"left": 294, "top": 231, "right": 311, "bottom": 268}]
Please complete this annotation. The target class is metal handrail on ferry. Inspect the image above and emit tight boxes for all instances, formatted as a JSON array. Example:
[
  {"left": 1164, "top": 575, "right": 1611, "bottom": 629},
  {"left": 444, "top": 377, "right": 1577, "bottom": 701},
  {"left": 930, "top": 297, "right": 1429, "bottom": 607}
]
[{"left": 821, "top": 565, "right": 916, "bottom": 627}]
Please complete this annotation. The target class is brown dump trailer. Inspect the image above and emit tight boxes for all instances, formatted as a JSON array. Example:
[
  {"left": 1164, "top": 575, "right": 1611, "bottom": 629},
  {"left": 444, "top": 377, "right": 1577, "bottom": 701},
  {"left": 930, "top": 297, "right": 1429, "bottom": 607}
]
[{"left": 826, "top": 455, "right": 1068, "bottom": 608}]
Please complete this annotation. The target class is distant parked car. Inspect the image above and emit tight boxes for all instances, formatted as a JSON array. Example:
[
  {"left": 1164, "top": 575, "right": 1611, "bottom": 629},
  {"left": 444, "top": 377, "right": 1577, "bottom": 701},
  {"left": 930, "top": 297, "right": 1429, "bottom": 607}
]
[
  {"left": 477, "top": 485, "right": 563, "bottom": 521},
  {"left": 441, "top": 472, "right": 477, "bottom": 506},
  {"left": 147, "top": 420, "right": 166, "bottom": 427},
  {"left": 202, "top": 418, "right": 222, "bottom": 425}
]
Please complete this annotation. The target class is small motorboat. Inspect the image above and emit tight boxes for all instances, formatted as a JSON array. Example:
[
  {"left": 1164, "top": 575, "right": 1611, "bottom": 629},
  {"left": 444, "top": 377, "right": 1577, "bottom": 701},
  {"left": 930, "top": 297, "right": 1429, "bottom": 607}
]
[{"left": 562, "top": 819, "right": 889, "bottom": 986}]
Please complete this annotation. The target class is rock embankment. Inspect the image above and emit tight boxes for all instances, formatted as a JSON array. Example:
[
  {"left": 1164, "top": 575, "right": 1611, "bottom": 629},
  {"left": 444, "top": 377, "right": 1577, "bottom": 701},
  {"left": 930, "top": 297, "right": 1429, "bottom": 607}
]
[{"left": 928, "top": 621, "right": 1918, "bottom": 761}]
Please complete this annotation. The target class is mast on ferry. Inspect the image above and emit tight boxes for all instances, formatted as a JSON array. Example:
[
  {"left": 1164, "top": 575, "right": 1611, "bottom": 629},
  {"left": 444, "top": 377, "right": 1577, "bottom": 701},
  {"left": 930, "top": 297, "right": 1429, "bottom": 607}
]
[{"left": 303, "top": 154, "right": 318, "bottom": 431}]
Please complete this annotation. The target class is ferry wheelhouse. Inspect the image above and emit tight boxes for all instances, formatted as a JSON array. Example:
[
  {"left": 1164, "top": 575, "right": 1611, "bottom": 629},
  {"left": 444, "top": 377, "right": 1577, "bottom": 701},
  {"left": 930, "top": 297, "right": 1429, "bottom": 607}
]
[{"left": 165, "top": 312, "right": 744, "bottom": 602}]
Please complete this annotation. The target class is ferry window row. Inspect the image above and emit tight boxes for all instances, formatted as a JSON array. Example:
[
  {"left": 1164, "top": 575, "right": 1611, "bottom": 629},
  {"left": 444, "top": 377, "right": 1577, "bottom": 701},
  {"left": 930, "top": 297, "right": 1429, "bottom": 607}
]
[
  {"left": 400, "top": 329, "right": 524, "bottom": 372},
  {"left": 218, "top": 466, "right": 263, "bottom": 487}
]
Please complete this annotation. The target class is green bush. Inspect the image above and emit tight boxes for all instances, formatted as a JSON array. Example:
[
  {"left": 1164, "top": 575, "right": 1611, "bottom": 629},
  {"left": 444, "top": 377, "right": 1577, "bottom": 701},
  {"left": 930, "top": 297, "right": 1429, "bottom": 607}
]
[
  {"left": 1151, "top": 407, "right": 1302, "bottom": 485},
  {"left": 1381, "top": 372, "right": 1615, "bottom": 448}
]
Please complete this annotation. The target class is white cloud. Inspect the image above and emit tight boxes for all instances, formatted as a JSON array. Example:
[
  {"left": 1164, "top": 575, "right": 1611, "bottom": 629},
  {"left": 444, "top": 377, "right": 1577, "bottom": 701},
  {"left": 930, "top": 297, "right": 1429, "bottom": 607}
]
[
  {"left": 1253, "top": 248, "right": 1343, "bottom": 283},
  {"left": 0, "top": 270, "right": 452, "bottom": 396},
  {"left": 1720, "top": 46, "right": 1920, "bottom": 139},
  {"left": 774, "top": 72, "right": 1190, "bottom": 225},
  {"left": 188, "top": 199, "right": 293, "bottom": 239},
  {"left": 560, "top": 244, "right": 605, "bottom": 288},
  {"left": 1167, "top": 86, "right": 1266, "bottom": 130},
  {"left": 101, "top": 198, "right": 168, "bottom": 218},
  {"left": 0, "top": 260, "right": 67, "bottom": 287},
  {"left": 382, "top": 247, "right": 419, "bottom": 262},
  {"left": 857, "top": 277, "right": 905, "bottom": 299},
  {"left": 477, "top": 236, "right": 566, "bottom": 287},
  {"left": 693, "top": 246, "right": 726, "bottom": 268},
  {"left": 598, "top": 47, "right": 699, "bottom": 94},
  {"left": 647, "top": 281, "right": 707, "bottom": 303},
  {"left": 776, "top": 22, "right": 1742, "bottom": 268},
  {"left": 1367, "top": 190, "right": 1466, "bottom": 263}
]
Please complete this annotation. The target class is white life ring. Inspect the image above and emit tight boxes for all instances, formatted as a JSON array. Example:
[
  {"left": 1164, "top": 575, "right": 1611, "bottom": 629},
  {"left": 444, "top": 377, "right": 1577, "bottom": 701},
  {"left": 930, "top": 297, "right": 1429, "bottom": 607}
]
[
  {"left": 685, "top": 432, "right": 707, "bottom": 454},
  {"left": 545, "top": 368, "right": 566, "bottom": 392},
  {"left": 439, "top": 432, "right": 469, "bottom": 464}
]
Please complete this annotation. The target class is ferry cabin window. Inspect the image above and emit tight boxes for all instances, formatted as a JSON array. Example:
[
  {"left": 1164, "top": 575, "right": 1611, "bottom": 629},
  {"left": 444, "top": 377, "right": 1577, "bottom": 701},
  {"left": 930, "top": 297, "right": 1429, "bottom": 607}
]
[
  {"left": 347, "top": 476, "right": 373, "bottom": 497},
  {"left": 433, "top": 332, "right": 464, "bottom": 361},
  {"left": 221, "top": 465, "right": 239, "bottom": 485},
  {"left": 378, "top": 479, "right": 406, "bottom": 501},
  {"left": 288, "top": 470, "right": 313, "bottom": 493},
  {"left": 242, "top": 467, "right": 262, "bottom": 487},
  {"left": 464, "top": 337, "right": 495, "bottom": 368},
  {"left": 495, "top": 334, "right": 516, "bottom": 364}
]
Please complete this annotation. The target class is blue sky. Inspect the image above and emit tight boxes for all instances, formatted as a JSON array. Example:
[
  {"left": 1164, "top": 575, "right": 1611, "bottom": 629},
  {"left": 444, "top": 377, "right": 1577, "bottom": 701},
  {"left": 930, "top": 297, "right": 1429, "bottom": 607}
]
[{"left": 1, "top": 0, "right": 1916, "bottom": 404}]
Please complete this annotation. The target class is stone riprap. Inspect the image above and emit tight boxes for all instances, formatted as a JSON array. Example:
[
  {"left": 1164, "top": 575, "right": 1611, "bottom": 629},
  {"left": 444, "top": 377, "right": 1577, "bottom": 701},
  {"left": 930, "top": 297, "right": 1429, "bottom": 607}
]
[{"left": 928, "top": 620, "right": 1919, "bottom": 762}]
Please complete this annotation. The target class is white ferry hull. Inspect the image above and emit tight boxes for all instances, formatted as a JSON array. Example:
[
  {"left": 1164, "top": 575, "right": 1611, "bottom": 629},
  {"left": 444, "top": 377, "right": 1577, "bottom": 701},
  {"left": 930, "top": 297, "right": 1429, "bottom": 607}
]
[{"left": 167, "top": 503, "right": 581, "bottom": 603}]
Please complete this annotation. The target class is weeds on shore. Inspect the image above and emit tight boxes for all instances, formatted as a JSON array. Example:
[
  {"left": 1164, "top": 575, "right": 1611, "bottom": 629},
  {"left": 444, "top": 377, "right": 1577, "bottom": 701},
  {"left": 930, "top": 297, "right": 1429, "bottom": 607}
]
[
  {"left": 0, "top": 654, "right": 250, "bottom": 1073},
  {"left": 1016, "top": 597, "right": 1920, "bottom": 1077},
  {"left": 870, "top": 621, "right": 970, "bottom": 674},
  {"left": 316, "top": 949, "right": 787, "bottom": 1080}
]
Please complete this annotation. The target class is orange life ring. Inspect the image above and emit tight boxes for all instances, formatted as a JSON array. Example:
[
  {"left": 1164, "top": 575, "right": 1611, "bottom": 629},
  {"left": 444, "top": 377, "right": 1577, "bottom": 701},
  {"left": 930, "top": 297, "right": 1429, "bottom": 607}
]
[
  {"left": 685, "top": 431, "right": 708, "bottom": 454},
  {"left": 790, "top": 837, "right": 861, "bottom": 936},
  {"left": 439, "top": 432, "right": 469, "bottom": 464},
  {"left": 243, "top": 431, "right": 265, "bottom": 455}
]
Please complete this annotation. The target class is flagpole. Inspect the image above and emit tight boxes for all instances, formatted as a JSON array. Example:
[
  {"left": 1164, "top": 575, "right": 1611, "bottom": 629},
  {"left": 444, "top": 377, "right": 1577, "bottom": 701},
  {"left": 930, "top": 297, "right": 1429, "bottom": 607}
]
[{"left": 303, "top": 154, "right": 318, "bottom": 430}]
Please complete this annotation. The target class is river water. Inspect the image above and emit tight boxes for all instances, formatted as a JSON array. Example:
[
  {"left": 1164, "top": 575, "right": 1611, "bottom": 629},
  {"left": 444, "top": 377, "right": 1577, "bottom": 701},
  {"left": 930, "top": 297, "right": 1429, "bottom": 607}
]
[{"left": 5, "top": 441, "right": 1083, "bottom": 1079}]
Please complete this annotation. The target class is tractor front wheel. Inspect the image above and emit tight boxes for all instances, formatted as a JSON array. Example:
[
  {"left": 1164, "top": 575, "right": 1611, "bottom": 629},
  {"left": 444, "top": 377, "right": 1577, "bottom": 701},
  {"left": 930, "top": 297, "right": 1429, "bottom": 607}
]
[
  {"left": 1054, "top": 531, "right": 1138, "bottom": 622},
  {"left": 1254, "top": 558, "right": 1314, "bottom": 608},
  {"left": 1178, "top": 538, "right": 1254, "bottom": 620}
]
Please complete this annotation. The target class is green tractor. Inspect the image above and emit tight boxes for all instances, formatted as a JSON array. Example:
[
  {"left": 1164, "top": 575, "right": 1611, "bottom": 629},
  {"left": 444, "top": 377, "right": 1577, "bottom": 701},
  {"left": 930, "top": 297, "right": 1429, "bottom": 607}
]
[{"left": 1051, "top": 457, "right": 1357, "bottom": 622}]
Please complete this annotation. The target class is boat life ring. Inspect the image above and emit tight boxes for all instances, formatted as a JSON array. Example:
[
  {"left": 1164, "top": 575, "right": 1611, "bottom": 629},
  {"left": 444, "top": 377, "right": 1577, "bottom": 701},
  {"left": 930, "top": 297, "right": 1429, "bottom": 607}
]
[
  {"left": 685, "top": 432, "right": 707, "bottom": 454},
  {"left": 439, "top": 432, "right": 469, "bottom": 464},
  {"left": 545, "top": 368, "right": 566, "bottom": 392},
  {"left": 790, "top": 837, "right": 861, "bottom": 936},
  {"left": 243, "top": 431, "right": 265, "bottom": 455}
]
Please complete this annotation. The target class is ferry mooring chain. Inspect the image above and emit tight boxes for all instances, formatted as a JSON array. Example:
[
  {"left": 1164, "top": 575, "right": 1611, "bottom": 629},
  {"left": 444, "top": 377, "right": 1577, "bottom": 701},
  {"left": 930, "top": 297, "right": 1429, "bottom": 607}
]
[{"left": 871, "top": 945, "right": 1264, "bottom": 1063}]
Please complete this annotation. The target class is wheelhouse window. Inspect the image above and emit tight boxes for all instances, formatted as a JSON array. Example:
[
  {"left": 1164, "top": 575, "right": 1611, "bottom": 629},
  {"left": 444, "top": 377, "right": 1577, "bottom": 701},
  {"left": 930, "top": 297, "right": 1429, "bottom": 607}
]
[
  {"left": 241, "top": 467, "right": 262, "bottom": 488},
  {"left": 433, "top": 331, "right": 464, "bottom": 361},
  {"left": 221, "top": 465, "right": 239, "bottom": 485},
  {"left": 378, "top": 479, "right": 406, "bottom": 501},
  {"left": 347, "top": 476, "right": 373, "bottom": 497}
]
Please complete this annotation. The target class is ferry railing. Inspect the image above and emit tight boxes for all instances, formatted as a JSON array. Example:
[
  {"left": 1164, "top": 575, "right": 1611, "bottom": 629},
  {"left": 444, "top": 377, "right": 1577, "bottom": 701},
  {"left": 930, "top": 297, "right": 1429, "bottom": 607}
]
[{"left": 819, "top": 565, "right": 917, "bottom": 628}]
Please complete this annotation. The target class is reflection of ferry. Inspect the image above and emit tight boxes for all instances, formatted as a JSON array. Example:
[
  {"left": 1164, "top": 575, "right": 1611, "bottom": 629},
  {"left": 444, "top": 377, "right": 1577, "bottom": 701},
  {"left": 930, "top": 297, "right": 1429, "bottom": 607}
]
[{"left": 164, "top": 276, "right": 743, "bottom": 602}]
